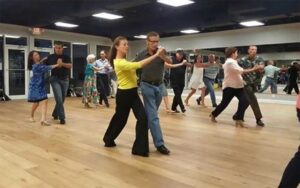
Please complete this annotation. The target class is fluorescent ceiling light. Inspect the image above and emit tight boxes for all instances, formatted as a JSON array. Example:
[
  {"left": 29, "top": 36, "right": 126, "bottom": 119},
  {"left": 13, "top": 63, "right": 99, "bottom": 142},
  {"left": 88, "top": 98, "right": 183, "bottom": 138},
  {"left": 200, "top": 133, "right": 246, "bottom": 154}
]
[
  {"left": 72, "top": 42, "right": 87, "bottom": 45},
  {"left": 92, "top": 12, "right": 123, "bottom": 20},
  {"left": 180, "top": 29, "right": 200, "bottom": 34},
  {"left": 157, "top": 0, "right": 194, "bottom": 7},
  {"left": 6, "top": 35, "right": 20, "bottom": 38},
  {"left": 240, "top": 20, "right": 264, "bottom": 27},
  {"left": 134, "top": 35, "right": 147, "bottom": 39},
  {"left": 55, "top": 22, "right": 78, "bottom": 28},
  {"left": 0, "top": 34, "right": 3, "bottom": 37}
]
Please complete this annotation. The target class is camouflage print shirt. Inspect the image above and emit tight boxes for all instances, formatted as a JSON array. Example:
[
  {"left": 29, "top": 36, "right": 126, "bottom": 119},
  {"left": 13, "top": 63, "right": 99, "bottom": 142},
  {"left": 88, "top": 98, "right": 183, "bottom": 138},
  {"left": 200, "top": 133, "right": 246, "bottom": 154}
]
[{"left": 238, "top": 55, "right": 264, "bottom": 85}]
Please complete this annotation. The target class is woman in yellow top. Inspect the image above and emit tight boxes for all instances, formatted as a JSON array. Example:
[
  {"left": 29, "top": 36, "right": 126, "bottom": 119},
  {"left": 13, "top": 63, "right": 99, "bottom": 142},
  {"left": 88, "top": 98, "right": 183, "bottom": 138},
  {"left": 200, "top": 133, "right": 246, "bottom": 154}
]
[{"left": 103, "top": 36, "right": 165, "bottom": 157}]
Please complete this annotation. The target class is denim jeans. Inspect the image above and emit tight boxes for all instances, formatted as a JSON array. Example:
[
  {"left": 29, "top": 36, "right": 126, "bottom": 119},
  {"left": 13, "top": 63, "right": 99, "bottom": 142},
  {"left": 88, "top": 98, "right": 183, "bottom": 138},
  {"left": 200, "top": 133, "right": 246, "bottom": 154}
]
[
  {"left": 258, "top": 77, "right": 277, "bottom": 94},
  {"left": 203, "top": 77, "right": 217, "bottom": 106},
  {"left": 49, "top": 76, "right": 69, "bottom": 120},
  {"left": 140, "top": 81, "right": 164, "bottom": 148}
]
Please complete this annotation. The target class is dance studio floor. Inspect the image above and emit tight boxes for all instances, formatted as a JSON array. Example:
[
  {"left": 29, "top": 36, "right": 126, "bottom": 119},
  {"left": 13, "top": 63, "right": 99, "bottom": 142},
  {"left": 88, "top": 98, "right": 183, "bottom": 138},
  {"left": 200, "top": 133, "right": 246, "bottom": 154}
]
[{"left": 0, "top": 91, "right": 299, "bottom": 188}]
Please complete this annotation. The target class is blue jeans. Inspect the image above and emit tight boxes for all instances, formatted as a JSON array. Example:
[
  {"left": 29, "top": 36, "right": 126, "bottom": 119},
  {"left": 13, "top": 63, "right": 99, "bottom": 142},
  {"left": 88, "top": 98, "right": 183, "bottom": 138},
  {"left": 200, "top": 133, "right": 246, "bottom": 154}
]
[
  {"left": 203, "top": 77, "right": 217, "bottom": 106},
  {"left": 258, "top": 77, "right": 277, "bottom": 94},
  {"left": 49, "top": 76, "right": 69, "bottom": 120},
  {"left": 140, "top": 81, "right": 164, "bottom": 148}
]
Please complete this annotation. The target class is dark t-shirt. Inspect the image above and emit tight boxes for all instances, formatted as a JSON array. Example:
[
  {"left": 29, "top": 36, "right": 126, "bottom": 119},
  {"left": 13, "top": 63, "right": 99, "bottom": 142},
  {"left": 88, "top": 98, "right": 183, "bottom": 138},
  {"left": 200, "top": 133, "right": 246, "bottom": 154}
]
[
  {"left": 45, "top": 54, "right": 71, "bottom": 80},
  {"left": 134, "top": 50, "right": 165, "bottom": 83},
  {"left": 170, "top": 56, "right": 187, "bottom": 86},
  {"left": 289, "top": 66, "right": 299, "bottom": 80}
]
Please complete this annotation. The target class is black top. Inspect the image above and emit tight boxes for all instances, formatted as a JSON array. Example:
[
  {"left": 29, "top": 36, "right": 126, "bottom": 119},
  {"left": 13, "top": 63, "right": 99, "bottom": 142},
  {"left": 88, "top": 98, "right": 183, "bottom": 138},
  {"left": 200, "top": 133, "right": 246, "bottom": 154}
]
[
  {"left": 170, "top": 56, "right": 187, "bottom": 87},
  {"left": 289, "top": 65, "right": 299, "bottom": 80},
  {"left": 45, "top": 54, "right": 71, "bottom": 80}
]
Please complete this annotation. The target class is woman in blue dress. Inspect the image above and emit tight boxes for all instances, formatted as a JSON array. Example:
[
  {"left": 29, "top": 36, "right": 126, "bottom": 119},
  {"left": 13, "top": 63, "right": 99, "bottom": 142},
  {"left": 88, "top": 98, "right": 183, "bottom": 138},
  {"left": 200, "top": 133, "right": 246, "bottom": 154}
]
[{"left": 28, "top": 51, "right": 60, "bottom": 125}]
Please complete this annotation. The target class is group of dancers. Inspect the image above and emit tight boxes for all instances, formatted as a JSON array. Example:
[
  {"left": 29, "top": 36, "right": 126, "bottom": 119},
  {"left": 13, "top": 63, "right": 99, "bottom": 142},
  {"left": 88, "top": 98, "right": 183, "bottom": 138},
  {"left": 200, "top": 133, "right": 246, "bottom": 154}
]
[{"left": 25, "top": 31, "right": 300, "bottom": 186}]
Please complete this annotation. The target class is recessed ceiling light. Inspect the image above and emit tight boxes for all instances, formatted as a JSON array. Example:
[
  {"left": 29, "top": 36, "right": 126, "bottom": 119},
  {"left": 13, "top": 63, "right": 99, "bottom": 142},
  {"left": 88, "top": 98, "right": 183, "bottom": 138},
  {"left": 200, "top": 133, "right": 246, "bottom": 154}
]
[
  {"left": 6, "top": 35, "right": 20, "bottom": 38},
  {"left": 92, "top": 12, "right": 123, "bottom": 20},
  {"left": 180, "top": 29, "right": 200, "bottom": 34},
  {"left": 134, "top": 35, "right": 147, "bottom": 39},
  {"left": 240, "top": 20, "right": 264, "bottom": 27},
  {"left": 55, "top": 22, "right": 78, "bottom": 28},
  {"left": 157, "top": 0, "right": 194, "bottom": 7},
  {"left": 72, "top": 42, "right": 87, "bottom": 45}
]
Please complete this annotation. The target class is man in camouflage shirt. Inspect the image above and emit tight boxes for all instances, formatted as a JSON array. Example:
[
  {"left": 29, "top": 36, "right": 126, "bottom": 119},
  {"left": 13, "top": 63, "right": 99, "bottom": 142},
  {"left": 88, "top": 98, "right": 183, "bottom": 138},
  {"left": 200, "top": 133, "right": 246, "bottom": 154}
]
[{"left": 236, "top": 45, "right": 265, "bottom": 126}]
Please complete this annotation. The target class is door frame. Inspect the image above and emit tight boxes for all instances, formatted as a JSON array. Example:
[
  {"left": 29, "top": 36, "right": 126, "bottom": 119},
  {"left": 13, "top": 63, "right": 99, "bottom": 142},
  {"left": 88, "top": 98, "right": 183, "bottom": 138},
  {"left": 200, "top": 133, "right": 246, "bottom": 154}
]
[{"left": 4, "top": 45, "right": 28, "bottom": 99}]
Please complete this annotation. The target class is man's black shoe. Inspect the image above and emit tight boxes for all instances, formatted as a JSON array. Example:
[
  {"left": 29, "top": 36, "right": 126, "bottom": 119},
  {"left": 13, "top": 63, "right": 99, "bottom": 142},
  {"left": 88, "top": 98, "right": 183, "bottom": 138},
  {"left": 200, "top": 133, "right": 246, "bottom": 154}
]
[
  {"left": 256, "top": 119, "right": 265, "bottom": 127},
  {"left": 157, "top": 145, "right": 170, "bottom": 155},
  {"left": 53, "top": 116, "right": 58, "bottom": 120},
  {"left": 60, "top": 119, "right": 66, "bottom": 125}
]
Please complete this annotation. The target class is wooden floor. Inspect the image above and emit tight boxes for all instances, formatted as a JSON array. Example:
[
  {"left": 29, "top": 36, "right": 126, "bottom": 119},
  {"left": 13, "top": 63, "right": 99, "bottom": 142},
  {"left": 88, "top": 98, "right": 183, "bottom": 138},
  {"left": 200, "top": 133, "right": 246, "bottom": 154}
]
[{"left": 0, "top": 96, "right": 299, "bottom": 188}]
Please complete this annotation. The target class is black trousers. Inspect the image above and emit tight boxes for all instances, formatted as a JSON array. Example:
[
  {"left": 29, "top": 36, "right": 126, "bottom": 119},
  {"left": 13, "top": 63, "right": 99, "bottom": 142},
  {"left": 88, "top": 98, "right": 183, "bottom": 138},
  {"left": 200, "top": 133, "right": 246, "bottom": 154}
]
[
  {"left": 287, "top": 79, "right": 299, "bottom": 94},
  {"left": 171, "top": 84, "right": 185, "bottom": 111},
  {"left": 279, "top": 146, "right": 300, "bottom": 187},
  {"left": 96, "top": 75, "right": 109, "bottom": 105},
  {"left": 103, "top": 88, "right": 149, "bottom": 154},
  {"left": 212, "top": 87, "right": 248, "bottom": 120},
  {"left": 243, "top": 84, "right": 263, "bottom": 120}
]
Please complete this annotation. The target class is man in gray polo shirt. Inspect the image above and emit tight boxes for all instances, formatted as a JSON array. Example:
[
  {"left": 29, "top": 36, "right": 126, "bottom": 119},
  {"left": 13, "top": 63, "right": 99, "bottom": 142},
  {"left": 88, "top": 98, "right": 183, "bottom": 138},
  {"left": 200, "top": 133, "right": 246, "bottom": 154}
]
[{"left": 134, "top": 31, "right": 172, "bottom": 155}]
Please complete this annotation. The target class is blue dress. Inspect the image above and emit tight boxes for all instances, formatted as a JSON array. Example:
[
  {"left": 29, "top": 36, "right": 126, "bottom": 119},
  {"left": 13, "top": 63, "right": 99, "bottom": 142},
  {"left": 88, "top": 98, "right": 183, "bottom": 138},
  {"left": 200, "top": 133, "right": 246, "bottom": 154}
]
[{"left": 28, "top": 64, "right": 53, "bottom": 102}]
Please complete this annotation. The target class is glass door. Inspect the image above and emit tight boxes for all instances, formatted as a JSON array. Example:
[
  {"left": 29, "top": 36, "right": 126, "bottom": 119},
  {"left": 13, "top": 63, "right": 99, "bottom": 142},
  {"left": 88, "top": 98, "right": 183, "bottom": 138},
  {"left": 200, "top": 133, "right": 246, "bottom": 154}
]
[{"left": 4, "top": 46, "right": 28, "bottom": 99}]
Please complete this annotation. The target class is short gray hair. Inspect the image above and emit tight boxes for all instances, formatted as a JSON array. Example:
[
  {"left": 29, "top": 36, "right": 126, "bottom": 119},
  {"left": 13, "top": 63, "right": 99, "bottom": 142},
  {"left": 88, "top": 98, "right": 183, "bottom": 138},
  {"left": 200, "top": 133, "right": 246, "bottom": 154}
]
[{"left": 86, "top": 54, "right": 96, "bottom": 63}]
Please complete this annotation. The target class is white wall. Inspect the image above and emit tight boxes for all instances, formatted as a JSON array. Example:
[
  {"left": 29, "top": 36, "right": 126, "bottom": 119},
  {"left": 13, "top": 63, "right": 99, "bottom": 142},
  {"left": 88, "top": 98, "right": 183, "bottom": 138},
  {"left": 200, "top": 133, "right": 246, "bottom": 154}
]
[
  {"left": 0, "top": 23, "right": 112, "bottom": 54},
  {"left": 128, "top": 23, "right": 300, "bottom": 59}
]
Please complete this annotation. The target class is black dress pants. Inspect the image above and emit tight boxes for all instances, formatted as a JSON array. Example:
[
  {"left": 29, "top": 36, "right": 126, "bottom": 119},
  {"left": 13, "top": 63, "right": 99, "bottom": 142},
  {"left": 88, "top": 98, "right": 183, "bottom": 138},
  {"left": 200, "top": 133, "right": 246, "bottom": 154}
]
[
  {"left": 279, "top": 146, "right": 300, "bottom": 188},
  {"left": 171, "top": 84, "right": 185, "bottom": 112},
  {"left": 97, "top": 74, "right": 109, "bottom": 105},
  {"left": 103, "top": 87, "right": 149, "bottom": 154},
  {"left": 244, "top": 84, "right": 263, "bottom": 120},
  {"left": 212, "top": 87, "right": 248, "bottom": 120}
]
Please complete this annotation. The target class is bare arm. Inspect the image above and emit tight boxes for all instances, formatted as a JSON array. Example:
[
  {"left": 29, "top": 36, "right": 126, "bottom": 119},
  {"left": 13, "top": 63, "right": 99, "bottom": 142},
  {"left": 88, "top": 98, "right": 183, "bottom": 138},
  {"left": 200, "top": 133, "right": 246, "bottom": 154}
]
[
  {"left": 92, "top": 66, "right": 103, "bottom": 71},
  {"left": 160, "top": 54, "right": 172, "bottom": 64},
  {"left": 164, "top": 61, "right": 185, "bottom": 68}
]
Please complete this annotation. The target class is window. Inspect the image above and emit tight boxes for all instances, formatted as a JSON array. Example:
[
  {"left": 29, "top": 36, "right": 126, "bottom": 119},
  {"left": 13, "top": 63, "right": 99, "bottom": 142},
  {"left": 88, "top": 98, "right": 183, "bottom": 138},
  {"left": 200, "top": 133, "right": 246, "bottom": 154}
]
[
  {"left": 34, "top": 38, "right": 52, "bottom": 48},
  {"left": 72, "top": 44, "right": 88, "bottom": 83},
  {"left": 5, "top": 36, "right": 27, "bottom": 46}
]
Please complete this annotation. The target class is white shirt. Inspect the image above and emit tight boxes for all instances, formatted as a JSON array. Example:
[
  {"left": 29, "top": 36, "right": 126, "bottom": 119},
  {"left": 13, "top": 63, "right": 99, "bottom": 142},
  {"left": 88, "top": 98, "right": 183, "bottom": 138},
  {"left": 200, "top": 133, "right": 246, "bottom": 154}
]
[
  {"left": 222, "top": 58, "right": 244, "bottom": 89},
  {"left": 264, "top": 65, "right": 280, "bottom": 78},
  {"left": 95, "top": 58, "right": 112, "bottom": 74}
]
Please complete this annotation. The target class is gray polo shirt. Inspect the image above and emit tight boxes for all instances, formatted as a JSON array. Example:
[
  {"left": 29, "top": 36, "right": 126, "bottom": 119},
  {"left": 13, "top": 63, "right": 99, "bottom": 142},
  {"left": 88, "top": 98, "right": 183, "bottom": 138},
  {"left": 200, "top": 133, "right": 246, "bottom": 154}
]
[{"left": 134, "top": 49, "right": 165, "bottom": 83}]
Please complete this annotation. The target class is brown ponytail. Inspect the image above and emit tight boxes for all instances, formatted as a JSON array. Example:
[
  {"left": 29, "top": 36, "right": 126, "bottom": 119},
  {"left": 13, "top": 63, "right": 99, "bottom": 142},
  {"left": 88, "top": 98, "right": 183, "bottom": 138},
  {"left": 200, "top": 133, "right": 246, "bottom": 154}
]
[{"left": 109, "top": 36, "right": 127, "bottom": 69}]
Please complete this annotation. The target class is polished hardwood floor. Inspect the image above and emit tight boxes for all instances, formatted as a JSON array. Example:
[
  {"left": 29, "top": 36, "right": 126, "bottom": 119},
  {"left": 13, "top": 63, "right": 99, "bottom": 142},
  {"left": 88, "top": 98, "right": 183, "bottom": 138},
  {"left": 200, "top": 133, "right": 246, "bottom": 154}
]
[{"left": 0, "top": 95, "right": 299, "bottom": 188}]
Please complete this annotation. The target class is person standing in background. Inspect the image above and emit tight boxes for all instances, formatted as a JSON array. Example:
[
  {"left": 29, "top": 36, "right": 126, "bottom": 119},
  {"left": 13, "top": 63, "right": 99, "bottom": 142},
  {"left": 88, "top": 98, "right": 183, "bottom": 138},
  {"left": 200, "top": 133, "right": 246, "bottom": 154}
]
[{"left": 95, "top": 50, "right": 112, "bottom": 107}]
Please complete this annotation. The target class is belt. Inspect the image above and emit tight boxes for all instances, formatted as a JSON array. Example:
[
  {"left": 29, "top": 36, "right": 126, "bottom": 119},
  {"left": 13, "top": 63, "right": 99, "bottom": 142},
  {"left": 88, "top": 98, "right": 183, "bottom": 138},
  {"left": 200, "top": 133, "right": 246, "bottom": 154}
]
[{"left": 142, "top": 80, "right": 162, "bottom": 86}]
